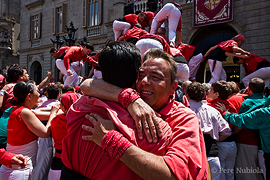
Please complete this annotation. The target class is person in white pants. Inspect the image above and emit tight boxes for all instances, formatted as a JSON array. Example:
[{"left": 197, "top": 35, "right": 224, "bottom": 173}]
[
  {"left": 50, "top": 47, "right": 84, "bottom": 86},
  {"left": 113, "top": 13, "right": 145, "bottom": 41},
  {"left": 56, "top": 60, "right": 84, "bottom": 87},
  {"left": 233, "top": 54, "right": 270, "bottom": 87},
  {"left": 55, "top": 60, "right": 79, "bottom": 87},
  {"left": 113, "top": 20, "right": 132, "bottom": 41},
  {"left": 150, "top": 2, "right": 182, "bottom": 46},
  {"left": 55, "top": 44, "right": 97, "bottom": 87},
  {"left": 242, "top": 67, "right": 270, "bottom": 87},
  {"left": 206, "top": 48, "right": 248, "bottom": 84},
  {"left": 203, "top": 34, "right": 250, "bottom": 84}
]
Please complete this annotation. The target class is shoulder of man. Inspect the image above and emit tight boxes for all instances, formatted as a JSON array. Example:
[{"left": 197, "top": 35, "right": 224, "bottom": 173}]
[{"left": 172, "top": 101, "right": 197, "bottom": 117}]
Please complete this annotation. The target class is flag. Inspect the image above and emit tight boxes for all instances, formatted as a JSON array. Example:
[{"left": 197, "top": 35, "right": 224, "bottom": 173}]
[{"left": 194, "top": 0, "right": 233, "bottom": 27}]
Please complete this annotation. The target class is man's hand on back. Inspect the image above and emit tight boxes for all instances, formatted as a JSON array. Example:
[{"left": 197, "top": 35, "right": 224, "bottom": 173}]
[{"left": 128, "top": 98, "right": 163, "bottom": 143}]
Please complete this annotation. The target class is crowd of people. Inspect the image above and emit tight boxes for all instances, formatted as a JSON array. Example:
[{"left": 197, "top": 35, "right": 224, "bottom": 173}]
[{"left": 0, "top": 2, "right": 269, "bottom": 180}]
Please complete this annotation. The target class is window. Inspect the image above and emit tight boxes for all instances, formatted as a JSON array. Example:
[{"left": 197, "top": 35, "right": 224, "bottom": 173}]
[
  {"left": 88, "top": 0, "right": 99, "bottom": 26},
  {"left": 52, "top": 4, "right": 67, "bottom": 34},
  {"left": 83, "top": 0, "right": 102, "bottom": 27},
  {"left": 32, "top": 15, "right": 39, "bottom": 39},
  {"left": 30, "top": 13, "right": 41, "bottom": 40},
  {"left": 56, "top": 7, "right": 63, "bottom": 33}
]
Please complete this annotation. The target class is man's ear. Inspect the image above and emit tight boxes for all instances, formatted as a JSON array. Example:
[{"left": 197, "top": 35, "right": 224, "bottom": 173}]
[
  {"left": 18, "top": 75, "right": 23, "bottom": 81},
  {"left": 27, "top": 93, "right": 31, "bottom": 100},
  {"left": 171, "top": 80, "right": 178, "bottom": 95}
]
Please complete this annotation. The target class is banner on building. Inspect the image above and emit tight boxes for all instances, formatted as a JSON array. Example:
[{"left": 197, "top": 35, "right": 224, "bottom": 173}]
[{"left": 193, "top": 0, "right": 233, "bottom": 27}]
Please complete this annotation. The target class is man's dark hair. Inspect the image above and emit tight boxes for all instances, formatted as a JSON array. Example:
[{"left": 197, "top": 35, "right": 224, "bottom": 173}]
[
  {"left": 264, "top": 85, "right": 270, "bottom": 98},
  {"left": 98, "top": 41, "right": 141, "bottom": 88},
  {"left": 50, "top": 48, "right": 57, "bottom": 53},
  {"left": 62, "top": 85, "right": 75, "bottom": 94},
  {"left": 212, "top": 80, "right": 231, "bottom": 100},
  {"left": 187, "top": 82, "right": 205, "bottom": 102},
  {"left": 7, "top": 64, "right": 26, "bottom": 83},
  {"left": 231, "top": 37, "right": 242, "bottom": 46},
  {"left": 134, "top": 24, "right": 142, "bottom": 29},
  {"left": 143, "top": 48, "right": 177, "bottom": 84},
  {"left": 47, "top": 84, "right": 62, "bottom": 99},
  {"left": 158, "top": 27, "right": 166, "bottom": 35},
  {"left": 84, "top": 43, "right": 94, "bottom": 51},
  {"left": 135, "top": 10, "right": 143, "bottom": 15},
  {"left": 249, "top": 78, "right": 265, "bottom": 94},
  {"left": 138, "top": 12, "right": 146, "bottom": 17},
  {"left": 228, "top": 81, "right": 240, "bottom": 95}
]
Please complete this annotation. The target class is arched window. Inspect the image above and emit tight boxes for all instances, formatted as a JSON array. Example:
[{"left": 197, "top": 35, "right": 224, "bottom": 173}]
[{"left": 30, "top": 61, "right": 42, "bottom": 84}]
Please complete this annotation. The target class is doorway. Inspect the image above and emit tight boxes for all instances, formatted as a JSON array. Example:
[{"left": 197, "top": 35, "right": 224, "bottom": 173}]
[{"left": 189, "top": 24, "right": 240, "bottom": 83}]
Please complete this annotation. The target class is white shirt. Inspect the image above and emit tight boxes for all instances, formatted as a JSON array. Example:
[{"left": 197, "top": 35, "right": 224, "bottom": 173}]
[{"left": 189, "top": 99, "right": 231, "bottom": 141}]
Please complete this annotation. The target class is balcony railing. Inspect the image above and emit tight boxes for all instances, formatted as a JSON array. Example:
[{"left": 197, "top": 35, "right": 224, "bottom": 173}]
[{"left": 87, "top": 26, "right": 101, "bottom": 37}]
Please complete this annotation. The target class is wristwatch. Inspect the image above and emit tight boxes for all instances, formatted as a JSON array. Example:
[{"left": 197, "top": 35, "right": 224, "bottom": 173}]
[{"left": 0, "top": 90, "right": 7, "bottom": 96}]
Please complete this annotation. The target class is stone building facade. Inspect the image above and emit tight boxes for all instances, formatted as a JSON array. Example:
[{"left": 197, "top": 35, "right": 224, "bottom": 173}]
[
  {"left": 19, "top": 0, "right": 270, "bottom": 84},
  {"left": 0, "top": 0, "right": 20, "bottom": 71}
]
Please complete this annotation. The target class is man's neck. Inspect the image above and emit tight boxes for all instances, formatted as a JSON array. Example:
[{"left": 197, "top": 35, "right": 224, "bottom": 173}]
[{"left": 248, "top": 91, "right": 254, "bottom": 96}]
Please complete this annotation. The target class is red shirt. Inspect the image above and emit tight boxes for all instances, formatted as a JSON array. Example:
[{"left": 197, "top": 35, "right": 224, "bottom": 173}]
[
  {"left": 7, "top": 106, "right": 38, "bottom": 145},
  {"left": 51, "top": 114, "right": 67, "bottom": 159},
  {"left": 170, "top": 47, "right": 184, "bottom": 57},
  {"left": 62, "top": 96, "right": 207, "bottom": 179},
  {"left": 57, "top": 46, "right": 70, "bottom": 56},
  {"left": 217, "top": 40, "right": 238, "bottom": 53},
  {"left": 160, "top": 98, "right": 207, "bottom": 180},
  {"left": 0, "top": 83, "right": 15, "bottom": 112},
  {"left": 62, "top": 96, "right": 172, "bottom": 179},
  {"left": 63, "top": 46, "right": 98, "bottom": 70},
  {"left": 177, "top": 43, "right": 196, "bottom": 61},
  {"left": 208, "top": 98, "right": 237, "bottom": 114},
  {"left": 124, "top": 26, "right": 148, "bottom": 40},
  {"left": 243, "top": 54, "right": 267, "bottom": 75},
  {"left": 140, "top": 11, "right": 155, "bottom": 29},
  {"left": 228, "top": 94, "right": 247, "bottom": 113},
  {"left": 0, "top": 148, "right": 15, "bottom": 167},
  {"left": 124, "top": 14, "right": 138, "bottom": 27},
  {"left": 159, "top": 34, "right": 169, "bottom": 43},
  {"left": 227, "top": 94, "right": 258, "bottom": 145}
]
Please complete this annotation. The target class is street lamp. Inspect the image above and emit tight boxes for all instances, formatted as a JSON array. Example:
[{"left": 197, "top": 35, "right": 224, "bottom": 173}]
[
  {"left": 80, "top": 37, "right": 88, "bottom": 46},
  {"left": 50, "top": 34, "right": 64, "bottom": 50},
  {"left": 64, "top": 21, "right": 78, "bottom": 46}
]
